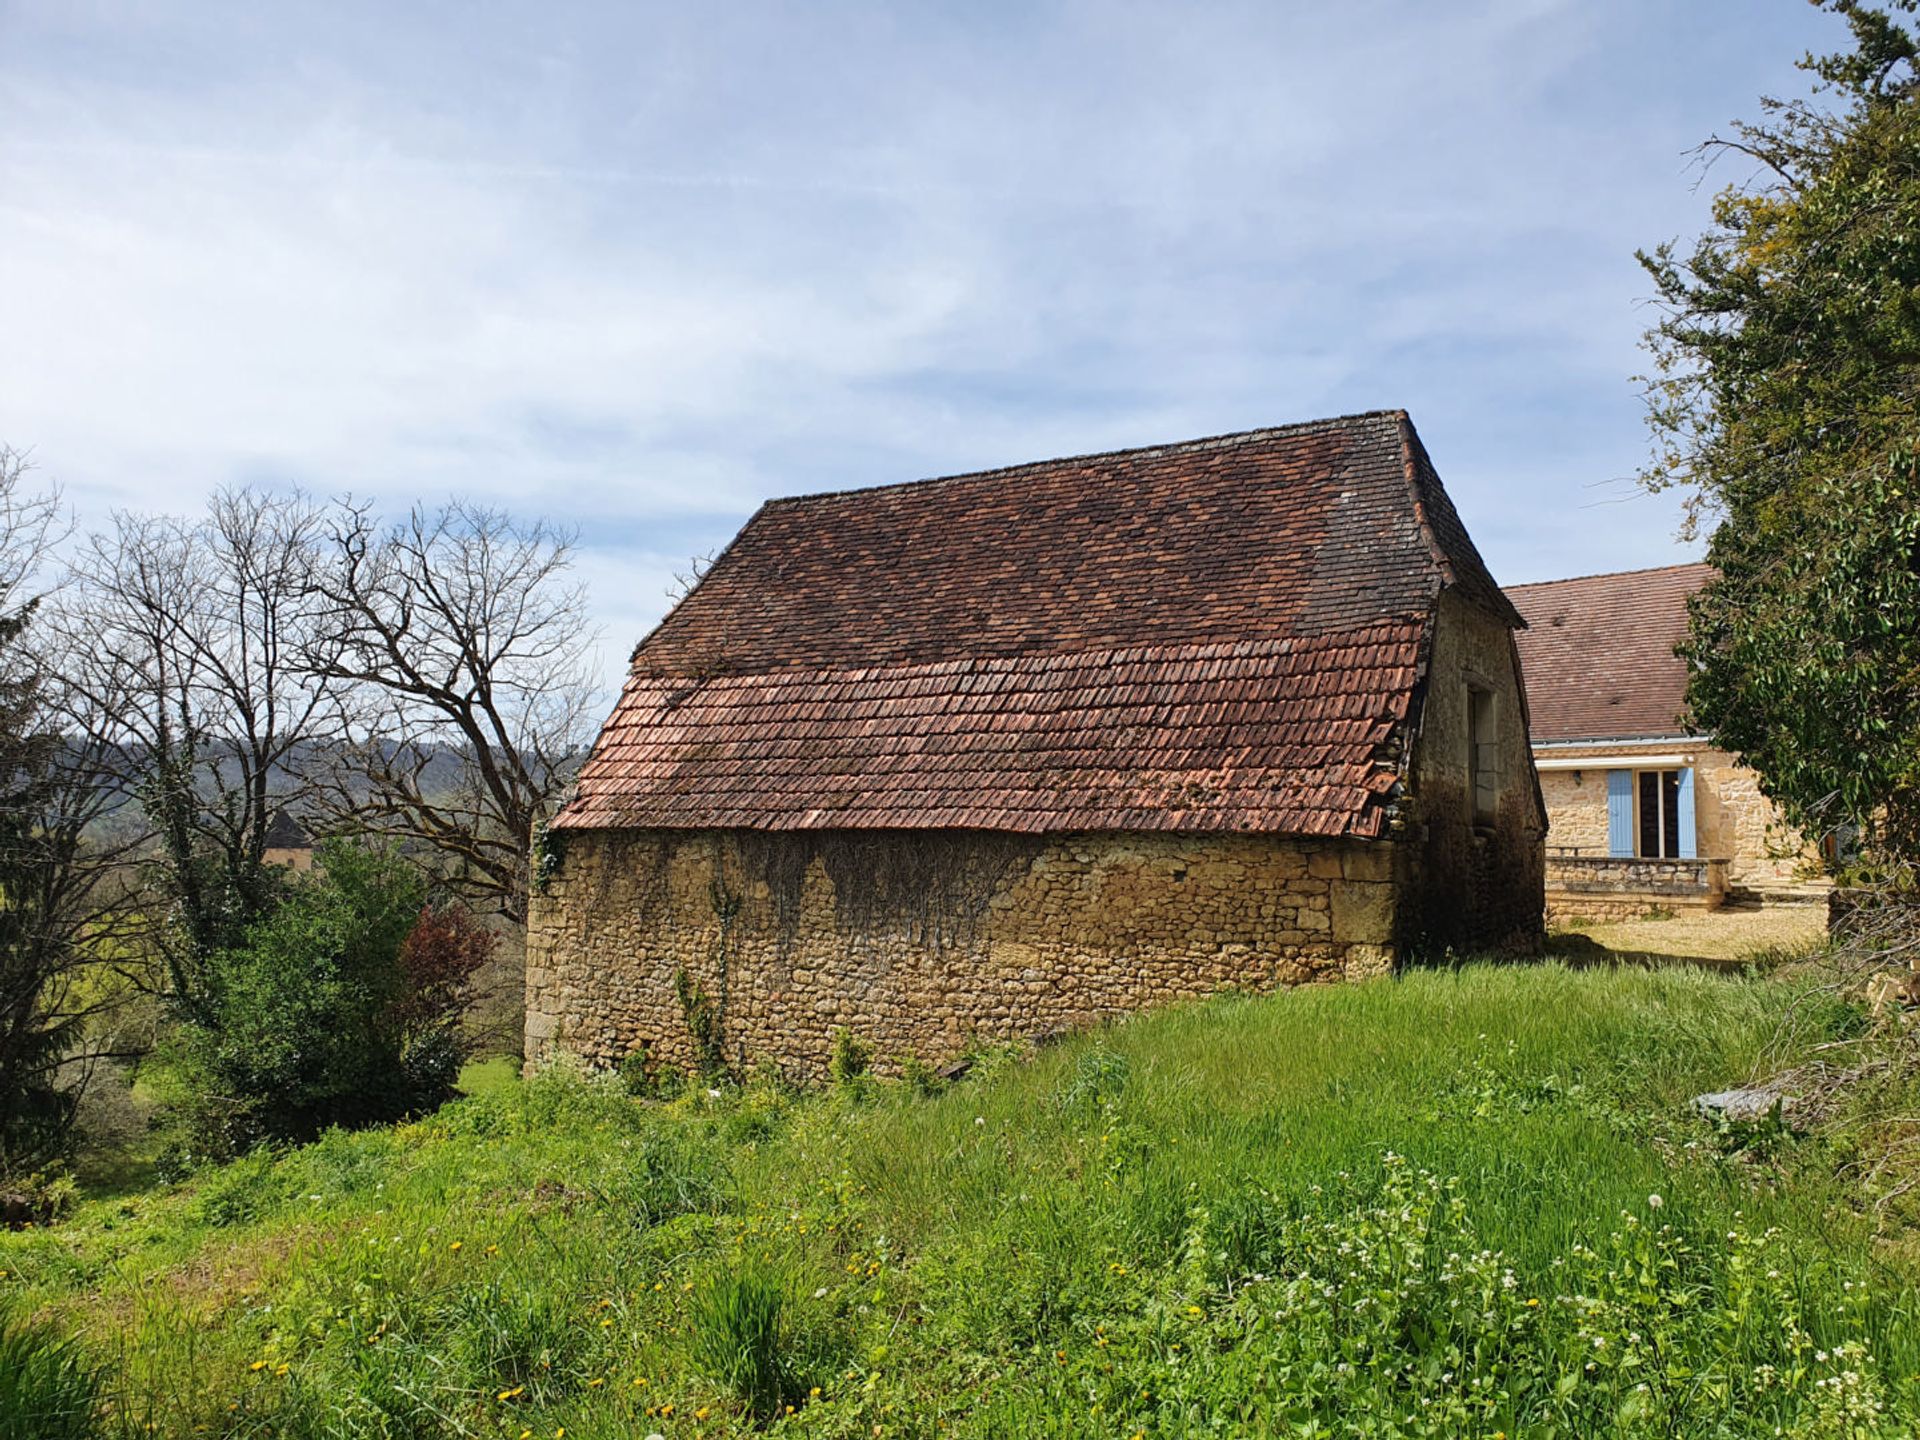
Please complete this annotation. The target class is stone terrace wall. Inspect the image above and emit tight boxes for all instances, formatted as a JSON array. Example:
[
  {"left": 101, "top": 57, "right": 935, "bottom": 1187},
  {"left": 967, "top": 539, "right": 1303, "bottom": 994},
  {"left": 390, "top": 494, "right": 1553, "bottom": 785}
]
[
  {"left": 525, "top": 829, "right": 1398, "bottom": 1078},
  {"left": 1545, "top": 855, "right": 1727, "bottom": 924}
]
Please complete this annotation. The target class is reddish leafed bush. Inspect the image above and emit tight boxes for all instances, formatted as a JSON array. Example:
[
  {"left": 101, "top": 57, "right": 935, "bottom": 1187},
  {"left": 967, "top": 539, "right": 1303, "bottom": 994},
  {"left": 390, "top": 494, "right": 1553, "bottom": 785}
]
[{"left": 394, "top": 903, "right": 497, "bottom": 1034}]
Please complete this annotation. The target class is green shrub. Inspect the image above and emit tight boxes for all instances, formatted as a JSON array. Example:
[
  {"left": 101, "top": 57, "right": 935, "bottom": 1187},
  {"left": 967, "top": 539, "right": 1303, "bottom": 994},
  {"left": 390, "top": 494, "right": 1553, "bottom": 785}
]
[
  {"left": 190, "top": 1146, "right": 287, "bottom": 1228},
  {"left": 177, "top": 843, "right": 491, "bottom": 1152},
  {"left": 897, "top": 1053, "right": 943, "bottom": 1097},
  {"left": 0, "top": 1308, "right": 99, "bottom": 1440},
  {"left": 828, "top": 1028, "right": 872, "bottom": 1086},
  {"left": 674, "top": 967, "right": 727, "bottom": 1079},
  {"left": 616, "top": 1043, "right": 657, "bottom": 1097}
]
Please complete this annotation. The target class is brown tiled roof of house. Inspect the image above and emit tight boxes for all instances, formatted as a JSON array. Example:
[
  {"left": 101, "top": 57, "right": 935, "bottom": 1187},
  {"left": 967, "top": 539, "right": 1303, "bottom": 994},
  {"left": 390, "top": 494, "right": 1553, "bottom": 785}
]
[
  {"left": 1507, "top": 562, "right": 1713, "bottom": 743},
  {"left": 557, "top": 410, "right": 1515, "bottom": 838}
]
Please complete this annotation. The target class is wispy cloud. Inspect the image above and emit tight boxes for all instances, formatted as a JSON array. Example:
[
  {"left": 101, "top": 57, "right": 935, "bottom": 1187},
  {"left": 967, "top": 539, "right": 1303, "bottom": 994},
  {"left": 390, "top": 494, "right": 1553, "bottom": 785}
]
[{"left": 0, "top": 0, "right": 1840, "bottom": 683}]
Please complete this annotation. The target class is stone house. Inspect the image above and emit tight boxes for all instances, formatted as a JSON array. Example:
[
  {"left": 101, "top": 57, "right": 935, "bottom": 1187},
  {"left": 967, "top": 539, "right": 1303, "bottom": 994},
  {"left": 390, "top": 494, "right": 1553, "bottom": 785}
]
[
  {"left": 262, "top": 811, "right": 316, "bottom": 872},
  {"left": 1507, "top": 564, "right": 1827, "bottom": 921},
  {"left": 526, "top": 410, "right": 1545, "bottom": 1077}
]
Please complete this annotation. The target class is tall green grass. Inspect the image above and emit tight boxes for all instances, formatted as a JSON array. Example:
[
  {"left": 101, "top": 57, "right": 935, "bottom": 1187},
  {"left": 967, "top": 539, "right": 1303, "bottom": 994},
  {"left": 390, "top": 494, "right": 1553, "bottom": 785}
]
[
  {"left": 0, "top": 1307, "right": 100, "bottom": 1440},
  {"left": 2, "top": 963, "right": 1914, "bottom": 1436}
]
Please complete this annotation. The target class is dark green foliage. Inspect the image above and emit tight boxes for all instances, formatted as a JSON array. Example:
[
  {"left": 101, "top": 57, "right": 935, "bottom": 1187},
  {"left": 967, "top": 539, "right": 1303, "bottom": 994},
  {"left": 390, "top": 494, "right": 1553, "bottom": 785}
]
[
  {"left": 0, "top": 594, "right": 93, "bottom": 1178},
  {"left": 828, "top": 1028, "right": 872, "bottom": 1086},
  {"left": 531, "top": 822, "right": 566, "bottom": 892},
  {"left": 675, "top": 967, "right": 727, "bottom": 1079},
  {"left": 896, "top": 1053, "right": 943, "bottom": 1097},
  {"left": 1640, "top": 1, "right": 1920, "bottom": 863},
  {"left": 179, "top": 842, "right": 482, "bottom": 1152},
  {"left": 616, "top": 1042, "right": 657, "bottom": 1096},
  {"left": 0, "top": 1308, "right": 100, "bottom": 1440}
]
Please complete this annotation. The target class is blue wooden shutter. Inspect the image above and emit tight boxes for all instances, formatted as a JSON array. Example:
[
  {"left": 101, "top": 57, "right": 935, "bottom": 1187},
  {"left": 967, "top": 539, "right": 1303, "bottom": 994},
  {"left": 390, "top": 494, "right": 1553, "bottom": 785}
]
[
  {"left": 1606, "top": 770, "right": 1633, "bottom": 857},
  {"left": 1677, "top": 767, "right": 1697, "bottom": 858}
]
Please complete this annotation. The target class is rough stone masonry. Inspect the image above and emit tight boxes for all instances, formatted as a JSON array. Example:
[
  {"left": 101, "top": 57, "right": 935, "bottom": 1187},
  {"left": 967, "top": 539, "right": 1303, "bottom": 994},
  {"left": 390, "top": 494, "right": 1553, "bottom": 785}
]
[{"left": 526, "top": 829, "right": 1398, "bottom": 1078}]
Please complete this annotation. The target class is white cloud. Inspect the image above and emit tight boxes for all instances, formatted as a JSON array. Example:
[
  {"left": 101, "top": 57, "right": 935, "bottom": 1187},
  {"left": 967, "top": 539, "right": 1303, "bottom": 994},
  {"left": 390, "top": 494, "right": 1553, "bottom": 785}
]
[{"left": 0, "top": 0, "right": 1843, "bottom": 688}]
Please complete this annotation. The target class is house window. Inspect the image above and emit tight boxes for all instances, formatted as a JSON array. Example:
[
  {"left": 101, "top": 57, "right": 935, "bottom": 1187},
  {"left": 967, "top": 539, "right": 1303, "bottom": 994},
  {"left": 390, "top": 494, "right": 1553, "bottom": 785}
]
[
  {"left": 1467, "top": 686, "right": 1498, "bottom": 824},
  {"left": 1636, "top": 769, "right": 1684, "bottom": 858}
]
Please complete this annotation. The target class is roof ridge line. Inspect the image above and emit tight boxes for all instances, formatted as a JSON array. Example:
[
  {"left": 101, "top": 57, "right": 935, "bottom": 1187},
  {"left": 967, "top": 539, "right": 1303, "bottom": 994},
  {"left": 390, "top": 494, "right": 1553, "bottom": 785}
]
[
  {"left": 756, "top": 408, "right": 1410, "bottom": 509},
  {"left": 1506, "top": 560, "right": 1713, "bottom": 591}
]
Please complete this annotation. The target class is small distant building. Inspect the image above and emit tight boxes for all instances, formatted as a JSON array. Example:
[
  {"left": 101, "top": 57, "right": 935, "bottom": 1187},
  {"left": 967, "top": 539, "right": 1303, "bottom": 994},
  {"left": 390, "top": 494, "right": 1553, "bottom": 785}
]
[
  {"left": 262, "top": 811, "right": 316, "bottom": 872},
  {"left": 1508, "top": 564, "right": 1827, "bottom": 921},
  {"left": 528, "top": 410, "right": 1545, "bottom": 1078}
]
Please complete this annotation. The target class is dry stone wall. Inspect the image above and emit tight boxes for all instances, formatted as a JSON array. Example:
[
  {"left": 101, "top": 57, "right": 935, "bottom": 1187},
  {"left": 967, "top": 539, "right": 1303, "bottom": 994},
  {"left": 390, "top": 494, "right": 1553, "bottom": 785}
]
[
  {"left": 525, "top": 828, "right": 1399, "bottom": 1078},
  {"left": 1544, "top": 855, "right": 1727, "bottom": 924}
]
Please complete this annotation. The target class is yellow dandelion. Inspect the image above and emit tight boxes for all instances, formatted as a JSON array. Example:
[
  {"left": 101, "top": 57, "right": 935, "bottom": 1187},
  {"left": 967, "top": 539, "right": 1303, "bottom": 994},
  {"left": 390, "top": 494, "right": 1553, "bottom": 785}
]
[
  {"left": 485, "top": 1244, "right": 500, "bottom": 1256},
  {"left": 249, "top": 1361, "right": 267, "bottom": 1372},
  {"left": 498, "top": 1386, "right": 524, "bottom": 1401},
  {"left": 449, "top": 1241, "right": 463, "bottom": 1252},
  {"left": 273, "top": 1364, "right": 289, "bottom": 1377},
  {"left": 696, "top": 1407, "right": 710, "bottom": 1420},
  {"left": 634, "top": 1376, "right": 649, "bottom": 1387},
  {"left": 810, "top": 1387, "right": 822, "bottom": 1398}
]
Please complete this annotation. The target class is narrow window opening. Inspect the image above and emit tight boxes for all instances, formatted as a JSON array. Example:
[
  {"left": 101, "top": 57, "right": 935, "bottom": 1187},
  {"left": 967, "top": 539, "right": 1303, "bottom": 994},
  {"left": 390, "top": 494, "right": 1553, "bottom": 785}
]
[
  {"left": 1635, "top": 769, "right": 1684, "bottom": 858},
  {"left": 1467, "top": 686, "right": 1498, "bottom": 826}
]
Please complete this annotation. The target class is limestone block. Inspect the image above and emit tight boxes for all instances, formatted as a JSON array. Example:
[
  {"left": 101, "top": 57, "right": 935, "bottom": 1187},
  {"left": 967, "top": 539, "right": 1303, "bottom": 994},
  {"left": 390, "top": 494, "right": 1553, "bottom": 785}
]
[
  {"left": 1340, "top": 845, "right": 1394, "bottom": 883},
  {"left": 1331, "top": 879, "right": 1395, "bottom": 946}
]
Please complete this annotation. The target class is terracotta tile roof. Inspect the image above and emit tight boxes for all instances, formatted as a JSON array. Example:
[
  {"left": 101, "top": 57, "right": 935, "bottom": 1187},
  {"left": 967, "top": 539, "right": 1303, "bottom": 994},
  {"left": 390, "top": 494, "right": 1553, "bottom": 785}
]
[
  {"left": 558, "top": 410, "right": 1513, "bottom": 837},
  {"left": 558, "top": 624, "right": 1426, "bottom": 837},
  {"left": 1507, "top": 563, "right": 1713, "bottom": 743}
]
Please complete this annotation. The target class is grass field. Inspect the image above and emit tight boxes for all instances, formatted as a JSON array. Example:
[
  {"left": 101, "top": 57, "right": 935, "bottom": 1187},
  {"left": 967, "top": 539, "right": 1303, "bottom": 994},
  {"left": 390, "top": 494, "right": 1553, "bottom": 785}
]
[{"left": 5, "top": 961, "right": 1917, "bottom": 1438}]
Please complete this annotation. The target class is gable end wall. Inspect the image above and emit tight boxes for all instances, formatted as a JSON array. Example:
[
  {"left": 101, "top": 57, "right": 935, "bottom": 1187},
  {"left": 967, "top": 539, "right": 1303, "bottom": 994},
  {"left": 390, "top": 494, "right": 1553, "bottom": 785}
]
[{"left": 1395, "top": 589, "right": 1547, "bottom": 958}]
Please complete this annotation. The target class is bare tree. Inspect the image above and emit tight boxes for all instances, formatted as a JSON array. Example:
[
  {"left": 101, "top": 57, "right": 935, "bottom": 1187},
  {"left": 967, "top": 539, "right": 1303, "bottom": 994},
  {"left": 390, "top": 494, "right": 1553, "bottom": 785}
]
[
  {"left": 305, "top": 501, "right": 600, "bottom": 924},
  {"left": 0, "top": 448, "right": 148, "bottom": 1173},
  {"left": 49, "top": 489, "right": 340, "bottom": 1017}
]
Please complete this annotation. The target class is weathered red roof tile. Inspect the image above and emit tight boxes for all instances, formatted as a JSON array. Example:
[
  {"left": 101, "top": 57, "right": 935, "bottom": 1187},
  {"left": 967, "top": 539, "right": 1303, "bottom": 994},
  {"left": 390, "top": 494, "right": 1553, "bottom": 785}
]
[{"left": 558, "top": 410, "right": 1513, "bottom": 837}]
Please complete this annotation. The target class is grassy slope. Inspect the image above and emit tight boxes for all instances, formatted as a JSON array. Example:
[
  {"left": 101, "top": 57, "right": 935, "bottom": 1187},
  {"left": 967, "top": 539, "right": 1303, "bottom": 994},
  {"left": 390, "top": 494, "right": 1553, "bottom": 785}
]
[{"left": 4, "top": 963, "right": 1916, "bottom": 1438}]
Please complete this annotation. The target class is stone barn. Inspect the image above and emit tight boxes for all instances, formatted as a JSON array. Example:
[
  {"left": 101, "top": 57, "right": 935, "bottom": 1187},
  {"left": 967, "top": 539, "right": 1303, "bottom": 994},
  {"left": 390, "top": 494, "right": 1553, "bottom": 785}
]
[{"left": 526, "top": 410, "right": 1545, "bottom": 1077}]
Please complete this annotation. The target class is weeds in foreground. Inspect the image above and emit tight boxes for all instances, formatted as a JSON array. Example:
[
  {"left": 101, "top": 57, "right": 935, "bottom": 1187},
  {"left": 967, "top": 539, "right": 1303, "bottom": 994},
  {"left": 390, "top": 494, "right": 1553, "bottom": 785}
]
[
  {"left": 6, "top": 965, "right": 1920, "bottom": 1436},
  {"left": 690, "top": 1262, "right": 793, "bottom": 1417},
  {"left": 0, "top": 1307, "right": 100, "bottom": 1440}
]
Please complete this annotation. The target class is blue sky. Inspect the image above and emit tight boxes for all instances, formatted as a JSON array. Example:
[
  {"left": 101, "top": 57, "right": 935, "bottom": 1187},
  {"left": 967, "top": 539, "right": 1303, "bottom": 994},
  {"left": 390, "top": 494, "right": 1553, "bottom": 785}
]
[{"left": 0, "top": 1, "right": 1841, "bottom": 687}]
